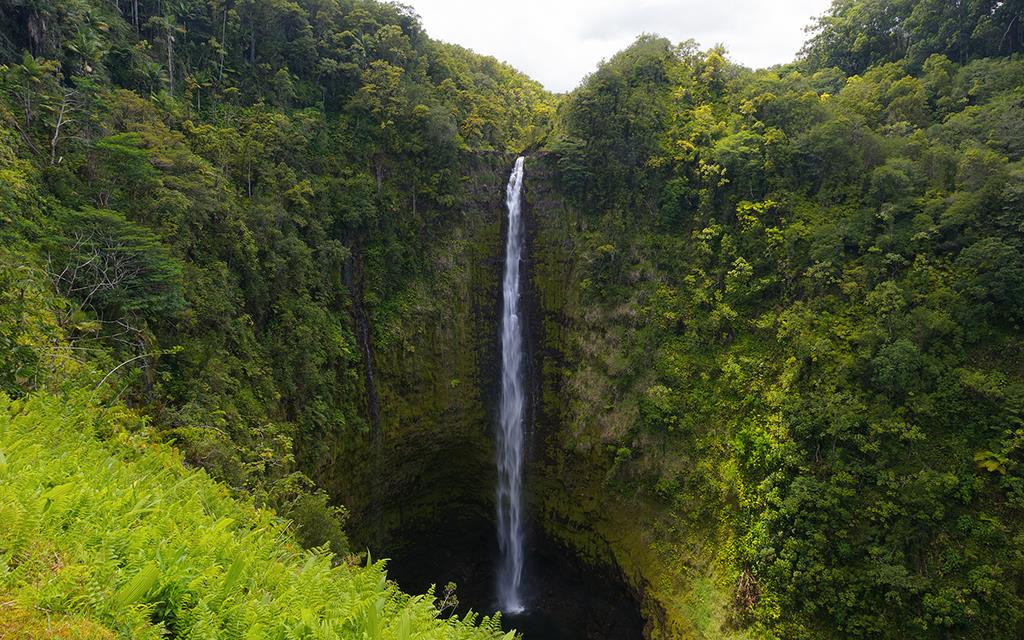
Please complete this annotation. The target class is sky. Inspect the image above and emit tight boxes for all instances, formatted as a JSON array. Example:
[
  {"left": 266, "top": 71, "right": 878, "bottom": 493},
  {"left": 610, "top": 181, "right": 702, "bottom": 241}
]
[{"left": 405, "top": 0, "right": 836, "bottom": 93}]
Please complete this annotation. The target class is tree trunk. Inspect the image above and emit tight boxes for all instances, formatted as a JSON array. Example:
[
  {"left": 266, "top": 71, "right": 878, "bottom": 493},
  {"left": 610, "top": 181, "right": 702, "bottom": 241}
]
[
  {"left": 167, "top": 32, "right": 174, "bottom": 94},
  {"left": 218, "top": 10, "right": 227, "bottom": 82},
  {"left": 50, "top": 92, "right": 71, "bottom": 165}
]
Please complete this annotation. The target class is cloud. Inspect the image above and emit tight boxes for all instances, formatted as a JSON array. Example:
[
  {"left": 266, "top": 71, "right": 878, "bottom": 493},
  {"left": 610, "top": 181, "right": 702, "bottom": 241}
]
[
  {"left": 405, "top": 0, "right": 833, "bottom": 93},
  {"left": 577, "top": 1, "right": 742, "bottom": 42}
]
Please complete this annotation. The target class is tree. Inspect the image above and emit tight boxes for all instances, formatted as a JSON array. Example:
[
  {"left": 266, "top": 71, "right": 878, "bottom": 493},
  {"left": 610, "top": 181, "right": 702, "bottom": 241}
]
[
  {"left": 146, "top": 15, "right": 185, "bottom": 95},
  {"left": 0, "top": 52, "right": 61, "bottom": 138},
  {"left": 46, "top": 208, "right": 184, "bottom": 322}
]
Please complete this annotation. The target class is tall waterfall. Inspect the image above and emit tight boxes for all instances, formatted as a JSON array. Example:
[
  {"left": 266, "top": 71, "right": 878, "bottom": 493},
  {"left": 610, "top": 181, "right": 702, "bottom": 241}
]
[{"left": 496, "top": 156, "right": 527, "bottom": 613}]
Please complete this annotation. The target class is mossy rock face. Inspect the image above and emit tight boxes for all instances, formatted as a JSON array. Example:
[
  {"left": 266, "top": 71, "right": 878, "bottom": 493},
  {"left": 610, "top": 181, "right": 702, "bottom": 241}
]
[
  {"left": 318, "top": 151, "right": 734, "bottom": 638},
  {"left": 325, "top": 152, "right": 516, "bottom": 550},
  {"left": 521, "top": 153, "right": 746, "bottom": 640}
]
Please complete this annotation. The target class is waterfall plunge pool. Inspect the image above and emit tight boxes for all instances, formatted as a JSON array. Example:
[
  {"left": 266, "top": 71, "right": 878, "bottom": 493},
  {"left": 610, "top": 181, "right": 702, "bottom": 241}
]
[{"left": 385, "top": 513, "right": 645, "bottom": 640}]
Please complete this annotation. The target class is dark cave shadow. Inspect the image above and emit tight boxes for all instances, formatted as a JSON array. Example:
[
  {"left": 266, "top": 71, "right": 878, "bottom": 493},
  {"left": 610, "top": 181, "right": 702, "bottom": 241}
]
[{"left": 384, "top": 513, "right": 644, "bottom": 640}]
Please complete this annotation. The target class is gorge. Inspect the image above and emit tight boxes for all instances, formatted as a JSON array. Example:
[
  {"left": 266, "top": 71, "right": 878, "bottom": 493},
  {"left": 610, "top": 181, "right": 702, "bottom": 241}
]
[{"left": 382, "top": 153, "right": 645, "bottom": 639}]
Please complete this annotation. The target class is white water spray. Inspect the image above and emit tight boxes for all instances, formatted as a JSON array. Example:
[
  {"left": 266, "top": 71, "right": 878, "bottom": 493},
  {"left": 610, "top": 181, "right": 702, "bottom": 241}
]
[{"left": 497, "top": 156, "right": 526, "bottom": 614}]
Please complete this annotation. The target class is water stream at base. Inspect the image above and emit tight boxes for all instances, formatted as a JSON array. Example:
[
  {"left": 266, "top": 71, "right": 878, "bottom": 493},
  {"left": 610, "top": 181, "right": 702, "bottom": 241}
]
[{"left": 387, "top": 515, "right": 644, "bottom": 640}]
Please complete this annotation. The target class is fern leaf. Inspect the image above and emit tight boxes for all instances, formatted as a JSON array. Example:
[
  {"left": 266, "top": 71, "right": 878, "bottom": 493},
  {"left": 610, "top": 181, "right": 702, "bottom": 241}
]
[{"left": 112, "top": 561, "right": 160, "bottom": 607}]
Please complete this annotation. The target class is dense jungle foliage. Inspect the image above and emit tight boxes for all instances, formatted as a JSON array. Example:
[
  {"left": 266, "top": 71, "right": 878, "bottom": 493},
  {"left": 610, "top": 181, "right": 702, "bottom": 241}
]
[
  {"left": 2, "top": 0, "right": 1024, "bottom": 638},
  {"left": 546, "top": 0, "right": 1024, "bottom": 638},
  {"left": 0, "top": 0, "right": 553, "bottom": 544},
  {"left": 0, "top": 0, "right": 550, "bottom": 635}
]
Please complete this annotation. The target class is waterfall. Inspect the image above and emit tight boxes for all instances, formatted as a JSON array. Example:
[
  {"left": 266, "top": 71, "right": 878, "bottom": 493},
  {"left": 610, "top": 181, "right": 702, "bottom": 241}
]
[{"left": 497, "top": 156, "right": 527, "bottom": 614}]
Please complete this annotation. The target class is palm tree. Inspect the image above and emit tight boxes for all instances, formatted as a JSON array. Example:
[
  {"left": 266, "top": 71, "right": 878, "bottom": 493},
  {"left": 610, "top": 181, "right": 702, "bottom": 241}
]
[{"left": 146, "top": 15, "right": 185, "bottom": 95}]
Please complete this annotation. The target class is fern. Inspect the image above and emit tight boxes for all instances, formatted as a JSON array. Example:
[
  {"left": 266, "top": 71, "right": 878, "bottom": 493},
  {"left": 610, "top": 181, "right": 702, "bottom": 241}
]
[
  {"left": 0, "top": 392, "right": 514, "bottom": 639},
  {"left": 112, "top": 562, "right": 160, "bottom": 607}
]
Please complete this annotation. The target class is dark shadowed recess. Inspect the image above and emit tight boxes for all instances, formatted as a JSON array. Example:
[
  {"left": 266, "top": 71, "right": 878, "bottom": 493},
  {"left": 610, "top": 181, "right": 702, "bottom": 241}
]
[{"left": 385, "top": 513, "right": 644, "bottom": 640}]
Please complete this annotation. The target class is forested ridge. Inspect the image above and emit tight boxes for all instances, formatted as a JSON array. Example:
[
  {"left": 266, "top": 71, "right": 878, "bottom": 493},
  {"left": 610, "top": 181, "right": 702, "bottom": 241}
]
[
  {"left": 1, "top": 0, "right": 1023, "bottom": 638},
  {"left": 539, "top": 0, "right": 1024, "bottom": 638}
]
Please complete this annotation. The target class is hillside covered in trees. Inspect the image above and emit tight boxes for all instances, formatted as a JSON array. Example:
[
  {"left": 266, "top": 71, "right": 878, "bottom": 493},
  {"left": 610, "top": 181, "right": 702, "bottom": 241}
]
[
  {"left": 1, "top": 0, "right": 555, "bottom": 535},
  {"left": 1, "top": 0, "right": 1023, "bottom": 638},
  {"left": 537, "top": 0, "right": 1024, "bottom": 637},
  {"left": 0, "top": 0, "right": 551, "bottom": 636}
]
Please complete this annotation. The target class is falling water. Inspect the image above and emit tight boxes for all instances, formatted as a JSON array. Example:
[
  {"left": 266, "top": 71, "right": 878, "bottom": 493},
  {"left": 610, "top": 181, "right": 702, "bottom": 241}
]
[{"left": 497, "top": 156, "right": 527, "bottom": 614}]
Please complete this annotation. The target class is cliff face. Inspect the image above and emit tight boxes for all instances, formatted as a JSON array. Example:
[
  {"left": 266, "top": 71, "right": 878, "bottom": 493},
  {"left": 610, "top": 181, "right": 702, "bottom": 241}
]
[
  {"left": 520, "top": 155, "right": 670, "bottom": 635},
  {"left": 324, "top": 152, "right": 515, "bottom": 550},
  {"left": 522, "top": 154, "right": 741, "bottom": 640},
  {"left": 326, "top": 152, "right": 694, "bottom": 638}
]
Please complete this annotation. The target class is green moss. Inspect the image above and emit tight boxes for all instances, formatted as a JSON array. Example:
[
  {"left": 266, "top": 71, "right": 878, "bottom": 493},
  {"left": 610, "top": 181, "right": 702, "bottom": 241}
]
[
  {"left": 523, "top": 153, "right": 750, "bottom": 640},
  {"left": 0, "top": 607, "right": 117, "bottom": 640},
  {"left": 324, "top": 152, "right": 515, "bottom": 549}
]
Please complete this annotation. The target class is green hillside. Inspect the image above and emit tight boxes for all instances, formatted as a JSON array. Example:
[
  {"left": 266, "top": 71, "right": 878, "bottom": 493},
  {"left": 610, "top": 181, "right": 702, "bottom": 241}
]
[
  {"left": 534, "top": 2, "right": 1024, "bottom": 637},
  {"left": 0, "top": 390, "right": 510, "bottom": 639},
  {"left": 0, "top": 0, "right": 550, "bottom": 636}
]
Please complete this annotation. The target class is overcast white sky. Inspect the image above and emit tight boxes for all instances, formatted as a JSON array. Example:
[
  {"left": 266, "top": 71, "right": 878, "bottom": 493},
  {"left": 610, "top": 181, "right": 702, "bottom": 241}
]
[{"left": 406, "top": 0, "right": 835, "bottom": 92}]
